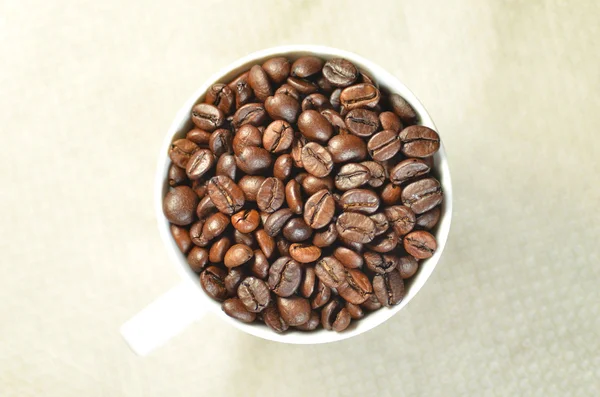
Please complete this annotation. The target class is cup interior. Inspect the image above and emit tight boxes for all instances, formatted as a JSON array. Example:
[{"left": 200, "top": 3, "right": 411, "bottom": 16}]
[{"left": 155, "top": 45, "right": 453, "bottom": 344}]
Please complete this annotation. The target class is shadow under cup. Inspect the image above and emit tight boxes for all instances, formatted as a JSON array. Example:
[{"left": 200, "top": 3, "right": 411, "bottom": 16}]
[{"left": 156, "top": 45, "right": 453, "bottom": 344}]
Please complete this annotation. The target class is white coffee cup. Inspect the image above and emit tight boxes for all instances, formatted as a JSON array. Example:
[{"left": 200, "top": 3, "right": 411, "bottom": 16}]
[{"left": 120, "top": 45, "right": 453, "bottom": 355}]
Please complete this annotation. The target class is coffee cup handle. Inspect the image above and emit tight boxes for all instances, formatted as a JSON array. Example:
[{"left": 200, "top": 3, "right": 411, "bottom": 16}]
[{"left": 120, "top": 282, "right": 206, "bottom": 356}]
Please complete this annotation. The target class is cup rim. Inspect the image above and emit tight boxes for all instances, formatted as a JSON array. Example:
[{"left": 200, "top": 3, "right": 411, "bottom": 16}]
[{"left": 155, "top": 45, "right": 453, "bottom": 344}]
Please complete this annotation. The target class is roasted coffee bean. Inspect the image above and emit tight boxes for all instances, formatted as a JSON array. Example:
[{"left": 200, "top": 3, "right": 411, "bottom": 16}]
[
  {"left": 222, "top": 298, "right": 256, "bottom": 323},
  {"left": 322, "top": 58, "right": 358, "bottom": 87},
  {"left": 232, "top": 103, "right": 267, "bottom": 128},
  {"left": 335, "top": 163, "right": 370, "bottom": 190},
  {"left": 277, "top": 296, "right": 311, "bottom": 326},
  {"left": 192, "top": 103, "right": 224, "bottom": 132},
  {"left": 339, "top": 189, "right": 380, "bottom": 214},
  {"left": 312, "top": 222, "right": 338, "bottom": 247},
  {"left": 359, "top": 69, "right": 377, "bottom": 86},
  {"left": 169, "top": 139, "right": 199, "bottom": 168},
  {"left": 209, "top": 236, "right": 232, "bottom": 263},
  {"left": 364, "top": 251, "right": 398, "bottom": 274},
  {"left": 330, "top": 88, "right": 342, "bottom": 109},
  {"left": 304, "top": 189, "right": 335, "bottom": 229},
  {"left": 265, "top": 208, "right": 294, "bottom": 236},
  {"left": 389, "top": 93, "right": 417, "bottom": 125},
  {"left": 399, "top": 125, "right": 440, "bottom": 158},
  {"left": 248, "top": 65, "right": 272, "bottom": 102},
  {"left": 345, "top": 109, "right": 379, "bottom": 137},
  {"left": 250, "top": 249, "right": 269, "bottom": 279},
  {"left": 168, "top": 164, "right": 188, "bottom": 187},
  {"left": 284, "top": 179, "right": 303, "bottom": 214},
  {"left": 191, "top": 179, "right": 208, "bottom": 198},
  {"left": 380, "top": 183, "right": 402, "bottom": 206},
  {"left": 196, "top": 195, "right": 216, "bottom": 219},
  {"left": 320, "top": 109, "right": 347, "bottom": 132},
  {"left": 390, "top": 158, "right": 431, "bottom": 185},
  {"left": 200, "top": 266, "right": 228, "bottom": 301},
  {"left": 297, "top": 110, "right": 334, "bottom": 143},
  {"left": 301, "top": 175, "right": 334, "bottom": 196},
  {"left": 207, "top": 175, "right": 245, "bottom": 215},
  {"left": 255, "top": 229, "right": 275, "bottom": 258},
  {"left": 404, "top": 230, "right": 437, "bottom": 259},
  {"left": 263, "top": 304, "right": 289, "bottom": 333},
  {"left": 289, "top": 243, "right": 322, "bottom": 263},
  {"left": 187, "top": 246, "right": 209, "bottom": 272},
  {"left": 327, "top": 133, "right": 367, "bottom": 164},
  {"left": 286, "top": 76, "right": 318, "bottom": 94},
  {"left": 274, "top": 154, "right": 293, "bottom": 180},
  {"left": 321, "top": 300, "right": 351, "bottom": 332},
  {"left": 340, "top": 83, "right": 380, "bottom": 110},
  {"left": 379, "top": 111, "right": 403, "bottom": 132},
  {"left": 338, "top": 269, "right": 373, "bottom": 304},
  {"left": 205, "top": 83, "right": 234, "bottom": 115},
  {"left": 238, "top": 277, "right": 270, "bottom": 312},
  {"left": 224, "top": 267, "right": 244, "bottom": 295},
  {"left": 346, "top": 302, "right": 364, "bottom": 319},
  {"left": 186, "top": 149, "right": 215, "bottom": 180},
  {"left": 301, "top": 142, "right": 333, "bottom": 177},
  {"left": 369, "top": 212, "right": 389, "bottom": 236},
  {"left": 263, "top": 120, "right": 294, "bottom": 153},
  {"left": 361, "top": 161, "right": 386, "bottom": 187},
  {"left": 339, "top": 235, "right": 364, "bottom": 253},
  {"left": 276, "top": 235, "right": 291, "bottom": 257},
  {"left": 361, "top": 293, "right": 382, "bottom": 311},
  {"left": 262, "top": 57, "right": 291, "bottom": 84},
  {"left": 208, "top": 129, "right": 232, "bottom": 157},
  {"left": 238, "top": 175, "right": 265, "bottom": 201},
  {"left": 401, "top": 178, "right": 443, "bottom": 214},
  {"left": 368, "top": 130, "right": 401, "bottom": 161},
  {"left": 385, "top": 205, "right": 416, "bottom": 236},
  {"left": 229, "top": 71, "right": 253, "bottom": 108},
  {"left": 257, "top": 177, "right": 285, "bottom": 213},
  {"left": 367, "top": 230, "right": 399, "bottom": 253},
  {"left": 291, "top": 135, "right": 307, "bottom": 167},
  {"left": 300, "top": 267, "right": 316, "bottom": 298},
  {"left": 233, "top": 124, "right": 262, "bottom": 154},
  {"left": 283, "top": 218, "right": 312, "bottom": 242},
  {"left": 295, "top": 311, "right": 320, "bottom": 331},
  {"left": 170, "top": 224, "right": 192, "bottom": 254},
  {"left": 231, "top": 209, "right": 260, "bottom": 234},
  {"left": 189, "top": 220, "right": 207, "bottom": 246},
  {"left": 265, "top": 93, "right": 300, "bottom": 124},
  {"left": 202, "top": 212, "right": 230, "bottom": 241},
  {"left": 314, "top": 256, "right": 346, "bottom": 288},
  {"left": 311, "top": 280, "right": 331, "bottom": 309},
  {"left": 416, "top": 206, "right": 441, "bottom": 230},
  {"left": 275, "top": 83, "right": 300, "bottom": 101},
  {"left": 317, "top": 74, "right": 334, "bottom": 94},
  {"left": 215, "top": 154, "right": 236, "bottom": 181},
  {"left": 336, "top": 212, "right": 376, "bottom": 243},
  {"left": 398, "top": 255, "right": 419, "bottom": 278},
  {"left": 235, "top": 146, "right": 272, "bottom": 175},
  {"left": 333, "top": 246, "right": 364, "bottom": 269},
  {"left": 163, "top": 186, "right": 199, "bottom": 226},
  {"left": 268, "top": 257, "right": 302, "bottom": 297},
  {"left": 301, "top": 93, "right": 332, "bottom": 111},
  {"left": 233, "top": 230, "right": 255, "bottom": 247},
  {"left": 186, "top": 128, "right": 212, "bottom": 145},
  {"left": 373, "top": 270, "right": 405, "bottom": 307},
  {"left": 291, "top": 56, "right": 323, "bottom": 78}
]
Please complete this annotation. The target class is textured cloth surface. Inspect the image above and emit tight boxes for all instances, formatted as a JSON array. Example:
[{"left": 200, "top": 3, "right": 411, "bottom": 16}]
[{"left": 1, "top": 1, "right": 599, "bottom": 396}]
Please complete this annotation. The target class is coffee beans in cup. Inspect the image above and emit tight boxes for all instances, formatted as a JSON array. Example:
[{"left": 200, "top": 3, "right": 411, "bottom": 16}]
[{"left": 164, "top": 55, "right": 444, "bottom": 333}]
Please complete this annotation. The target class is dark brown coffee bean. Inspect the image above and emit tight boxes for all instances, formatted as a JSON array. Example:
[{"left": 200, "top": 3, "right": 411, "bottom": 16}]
[
  {"left": 390, "top": 158, "right": 431, "bottom": 185},
  {"left": 338, "top": 269, "right": 373, "bottom": 304},
  {"left": 373, "top": 270, "right": 405, "bottom": 307},
  {"left": 361, "top": 161, "right": 386, "bottom": 187},
  {"left": 320, "top": 109, "right": 347, "bottom": 133},
  {"left": 214, "top": 154, "right": 236, "bottom": 181},
  {"left": 282, "top": 217, "right": 312, "bottom": 242},
  {"left": 207, "top": 175, "right": 245, "bottom": 215},
  {"left": 291, "top": 56, "right": 323, "bottom": 78},
  {"left": 229, "top": 71, "right": 253, "bottom": 108},
  {"left": 191, "top": 179, "right": 208, "bottom": 199},
  {"left": 295, "top": 311, "right": 320, "bottom": 331},
  {"left": 389, "top": 93, "right": 417, "bottom": 125},
  {"left": 404, "top": 230, "right": 437, "bottom": 259},
  {"left": 336, "top": 212, "right": 376, "bottom": 244},
  {"left": 400, "top": 125, "right": 440, "bottom": 158},
  {"left": 314, "top": 256, "right": 346, "bottom": 288},
  {"left": 301, "top": 175, "right": 334, "bottom": 196},
  {"left": 312, "top": 222, "right": 338, "bottom": 247},
  {"left": 416, "top": 206, "right": 441, "bottom": 230},
  {"left": 367, "top": 230, "right": 399, "bottom": 253},
  {"left": 301, "top": 142, "right": 333, "bottom": 177},
  {"left": 222, "top": 298, "right": 256, "bottom": 323},
  {"left": 304, "top": 189, "right": 335, "bottom": 229},
  {"left": 248, "top": 65, "right": 272, "bottom": 102},
  {"left": 345, "top": 109, "right": 379, "bottom": 137},
  {"left": 250, "top": 249, "right": 269, "bottom": 279},
  {"left": 262, "top": 57, "right": 291, "bottom": 84},
  {"left": 195, "top": 195, "right": 216, "bottom": 219},
  {"left": 311, "top": 280, "right": 331, "bottom": 309},
  {"left": 380, "top": 183, "right": 402, "bottom": 206},
  {"left": 321, "top": 300, "right": 351, "bottom": 332},
  {"left": 189, "top": 220, "right": 207, "bottom": 246},
  {"left": 361, "top": 293, "right": 382, "bottom": 311},
  {"left": 191, "top": 103, "right": 224, "bottom": 132},
  {"left": 268, "top": 257, "right": 302, "bottom": 297},
  {"left": 369, "top": 212, "right": 389, "bottom": 236},
  {"left": 398, "top": 255, "right": 419, "bottom": 278},
  {"left": 275, "top": 83, "right": 300, "bottom": 101},
  {"left": 209, "top": 236, "right": 231, "bottom": 263},
  {"left": 231, "top": 209, "right": 260, "bottom": 234},
  {"left": 359, "top": 69, "right": 377, "bottom": 86},
  {"left": 256, "top": 177, "right": 285, "bottom": 213},
  {"left": 265, "top": 93, "right": 300, "bottom": 124},
  {"left": 297, "top": 110, "right": 334, "bottom": 143},
  {"left": 327, "top": 133, "right": 368, "bottom": 164},
  {"left": 339, "top": 236, "right": 364, "bottom": 254},
  {"left": 233, "top": 230, "right": 255, "bottom": 247},
  {"left": 200, "top": 266, "right": 228, "bottom": 301},
  {"left": 238, "top": 175, "right": 265, "bottom": 202},
  {"left": 187, "top": 246, "right": 209, "bottom": 272},
  {"left": 379, "top": 111, "right": 403, "bottom": 132},
  {"left": 277, "top": 296, "right": 311, "bottom": 326},
  {"left": 289, "top": 243, "right": 321, "bottom": 263},
  {"left": 201, "top": 212, "right": 229, "bottom": 241},
  {"left": 185, "top": 149, "right": 215, "bottom": 180},
  {"left": 208, "top": 129, "right": 232, "bottom": 157},
  {"left": 282, "top": 179, "right": 302, "bottom": 215},
  {"left": 339, "top": 189, "right": 380, "bottom": 214},
  {"left": 335, "top": 163, "right": 370, "bottom": 190},
  {"left": 368, "top": 130, "right": 401, "bottom": 161},
  {"left": 186, "top": 128, "right": 212, "bottom": 145},
  {"left": 262, "top": 304, "right": 289, "bottom": 333},
  {"left": 169, "top": 139, "right": 199, "bottom": 168},
  {"left": 276, "top": 235, "right": 291, "bottom": 257},
  {"left": 286, "top": 76, "right": 318, "bottom": 94},
  {"left": 291, "top": 135, "right": 307, "bottom": 168},
  {"left": 274, "top": 154, "right": 293, "bottom": 180},
  {"left": 265, "top": 208, "right": 294, "bottom": 237},
  {"left": 233, "top": 124, "right": 262, "bottom": 154},
  {"left": 168, "top": 164, "right": 188, "bottom": 187},
  {"left": 163, "top": 186, "right": 199, "bottom": 226},
  {"left": 205, "top": 83, "right": 234, "bottom": 115},
  {"left": 255, "top": 229, "right": 275, "bottom": 258},
  {"left": 340, "top": 83, "right": 380, "bottom": 110},
  {"left": 333, "top": 246, "right": 364, "bottom": 269},
  {"left": 322, "top": 58, "right": 358, "bottom": 87},
  {"left": 301, "top": 93, "right": 332, "bottom": 112},
  {"left": 402, "top": 178, "right": 443, "bottom": 214},
  {"left": 224, "top": 267, "right": 244, "bottom": 295},
  {"left": 346, "top": 302, "right": 364, "bottom": 319},
  {"left": 317, "top": 74, "right": 334, "bottom": 94},
  {"left": 385, "top": 205, "right": 416, "bottom": 236},
  {"left": 238, "top": 277, "right": 270, "bottom": 312},
  {"left": 170, "top": 224, "right": 192, "bottom": 254},
  {"left": 330, "top": 88, "right": 342, "bottom": 109},
  {"left": 263, "top": 120, "right": 294, "bottom": 153},
  {"left": 235, "top": 146, "right": 272, "bottom": 175},
  {"left": 300, "top": 267, "right": 316, "bottom": 298},
  {"left": 364, "top": 251, "right": 398, "bottom": 274},
  {"left": 232, "top": 103, "right": 267, "bottom": 129}
]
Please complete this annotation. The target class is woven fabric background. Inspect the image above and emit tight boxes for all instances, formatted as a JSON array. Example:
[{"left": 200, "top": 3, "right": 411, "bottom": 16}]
[{"left": 1, "top": 0, "right": 598, "bottom": 395}]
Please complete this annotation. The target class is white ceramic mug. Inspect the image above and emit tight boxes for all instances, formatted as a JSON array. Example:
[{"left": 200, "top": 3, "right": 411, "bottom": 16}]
[{"left": 121, "top": 45, "right": 453, "bottom": 355}]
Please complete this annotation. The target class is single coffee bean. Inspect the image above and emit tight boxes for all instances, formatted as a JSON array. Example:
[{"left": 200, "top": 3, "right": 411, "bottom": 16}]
[
  {"left": 268, "top": 257, "right": 302, "bottom": 297},
  {"left": 186, "top": 128, "right": 212, "bottom": 145},
  {"left": 291, "top": 135, "right": 307, "bottom": 167},
  {"left": 224, "top": 267, "right": 244, "bottom": 295},
  {"left": 209, "top": 236, "right": 231, "bottom": 263},
  {"left": 321, "top": 300, "right": 351, "bottom": 332},
  {"left": 169, "top": 139, "right": 199, "bottom": 168},
  {"left": 369, "top": 212, "right": 389, "bottom": 236},
  {"left": 339, "top": 189, "right": 380, "bottom": 214},
  {"left": 322, "top": 58, "right": 358, "bottom": 87},
  {"left": 300, "top": 267, "right": 316, "bottom": 298},
  {"left": 191, "top": 103, "right": 224, "bottom": 132},
  {"left": 228, "top": 71, "right": 253, "bottom": 108},
  {"left": 301, "top": 142, "right": 333, "bottom": 177},
  {"left": 339, "top": 235, "right": 364, "bottom": 253},
  {"left": 202, "top": 212, "right": 230, "bottom": 241},
  {"left": 265, "top": 93, "right": 300, "bottom": 124},
  {"left": 205, "top": 83, "right": 235, "bottom": 115},
  {"left": 314, "top": 256, "right": 346, "bottom": 288},
  {"left": 262, "top": 304, "right": 289, "bottom": 333},
  {"left": 335, "top": 163, "right": 370, "bottom": 190},
  {"left": 187, "top": 246, "right": 209, "bottom": 272},
  {"left": 250, "top": 249, "right": 269, "bottom": 279},
  {"left": 304, "top": 189, "right": 335, "bottom": 229},
  {"left": 291, "top": 56, "right": 323, "bottom": 78},
  {"left": 282, "top": 217, "right": 312, "bottom": 242},
  {"left": 189, "top": 220, "right": 207, "bottom": 246},
  {"left": 238, "top": 277, "right": 270, "bottom": 312},
  {"left": 311, "top": 279, "right": 331, "bottom": 309},
  {"left": 368, "top": 130, "right": 401, "bottom": 161},
  {"left": 390, "top": 158, "right": 431, "bottom": 185},
  {"left": 234, "top": 230, "right": 255, "bottom": 247},
  {"left": 317, "top": 74, "right": 334, "bottom": 93},
  {"left": 340, "top": 83, "right": 380, "bottom": 110},
  {"left": 259, "top": 211, "right": 270, "bottom": 226},
  {"left": 257, "top": 177, "right": 285, "bottom": 213},
  {"left": 200, "top": 266, "right": 228, "bottom": 301},
  {"left": 379, "top": 111, "right": 403, "bottom": 132},
  {"left": 289, "top": 243, "right": 322, "bottom": 263},
  {"left": 207, "top": 175, "right": 245, "bottom": 215},
  {"left": 312, "top": 222, "right": 338, "bottom": 247},
  {"left": 286, "top": 76, "right": 318, "bottom": 94},
  {"left": 222, "top": 298, "right": 256, "bottom": 323},
  {"left": 338, "top": 269, "right": 373, "bottom": 304},
  {"left": 399, "top": 125, "right": 440, "bottom": 158},
  {"left": 274, "top": 154, "right": 293, "bottom": 180},
  {"left": 284, "top": 179, "right": 303, "bottom": 214},
  {"left": 361, "top": 161, "right": 386, "bottom": 187},
  {"left": 163, "top": 186, "right": 199, "bottom": 226},
  {"left": 255, "top": 229, "right": 275, "bottom": 258},
  {"left": 233, "top": 124, "right": 262, "bottom": 154},
  {"left": 196, "top": 195, "right": 216, "bottom": 220},
  {"left": 168, "top": 164, "right": 188, "bottom": 187},
  {"left": 301, "top": 93, "right": 332, "bottom": 112},
  {"left": 364, "top": 251, "right": 398, "bottom": 274},
  {"left": 248, "top": 65, "right": 272, "bottom": 102},
  {"left": 389, "top": 93, "right": 417, "bottom": 125},
  {"left": 359, "top": 69, "right": 377, "bottom": 86},
  {"left": 232, "top": 103, "right": 267, "bottom": 129},
  {"left": 170, "top": 224, "right": 192, "bottom": 254},
  {"left": 231, "top": 209, "right": 260, "bottom": 234},
  {"left": 345, "top": 109, "right": 379, "bottom": 137},
  {"left": 416, "top": 206, "right": 441, "bottom": 230},
  {"left": 276, "top": 235, "right": 291, "bottom": 257},
  {"left": 327, "top": 133, "right": 368, "bottom": 164},
  {"left": 346, "top": 302, "right": 364, "bottom": 319},
  {"left": 297, "top": 110, "right": 334, "bottom": 143},
  {"left": 398, "top": 255, "right": 419, "bottom": 278},
  {"left": 301, "top": 175, "right": 334, "bottom": 196},
  {"left": 295, "top": 311, "right": 320, "bottom": 331},
  {"left": 208, "top": 129, "right": 232, "bottom": 157},
  {"left": 238, "top": 175, "right": 265, "bottom": 202},
  {"left": 265, "top": 208, "right": 294, "bottom": 237},
  {"left": 277, "top": 296, "right": 311, "bottom": 326},
  {"left": 263, "top": 120, "right": 294, "bottom": 153},
  {"left": 191, "top": 179, "right": 208, "bottom": 198},
  {"left": 262, "top": 57, "right": 291, "bottom": 84},
  {"left": 215, "top": 153, "right": 237, "bottom": 181},
  {"left": 275, "top": 83, "right": 300, "bottom": 101},
  {"left": 404, "top": 230, "right": 437, "bottom": 259},
  {"left": 330, "top": 88, "right": 342, "bottom": 109},
  {"left": 235, "top": 146, "right": 272, "bottom": 175},
  {"left": 361, "top": 293, "right": 382, "bottom": 311},
  {"left": 367, "top": 230, "right": 399, "bottom": 253},
  {"left": 385, "top": 205, "right": 416, "bottom": 236},
  {"left": 186, "top": 149, "right": 215, "bottom": 180},
  {"left": 320, "top": 109, "right": 347, "bottom": 132},
  {"left": 333, "top": 246, "right": 364, "bottom": 269},
  {"left": 401, "top": 178, "right": 443, "bottom": 214},
  {"left": 380, "top": 183, "right": 402, "bottom": 206},
  {"left": 336, "top": 212, "right": 376, "bottom": 243},
  {"left": 373, "top": 270, "right": 405, "bottom": 307}
]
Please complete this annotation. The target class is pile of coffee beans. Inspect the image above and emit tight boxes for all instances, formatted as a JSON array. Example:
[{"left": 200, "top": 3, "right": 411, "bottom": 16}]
[{"left": 163, "top": 55, "right": 443, "bottom": 333}]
